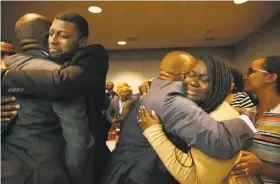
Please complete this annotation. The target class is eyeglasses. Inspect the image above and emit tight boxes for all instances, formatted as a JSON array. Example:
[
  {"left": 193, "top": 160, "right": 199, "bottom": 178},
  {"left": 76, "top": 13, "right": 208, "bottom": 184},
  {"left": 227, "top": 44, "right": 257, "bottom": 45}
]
[
  {"left": 247, "top": 67, "right": 270, "bottom": 76},
  {"left": 182, "top": 71, "right": 210, "bottom": 82}
]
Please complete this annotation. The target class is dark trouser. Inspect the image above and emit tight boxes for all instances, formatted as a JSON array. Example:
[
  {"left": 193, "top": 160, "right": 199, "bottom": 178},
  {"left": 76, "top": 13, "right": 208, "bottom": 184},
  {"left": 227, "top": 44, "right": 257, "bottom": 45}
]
[{"left": 71, "top": 146, "right": 96, "bottom": 184}]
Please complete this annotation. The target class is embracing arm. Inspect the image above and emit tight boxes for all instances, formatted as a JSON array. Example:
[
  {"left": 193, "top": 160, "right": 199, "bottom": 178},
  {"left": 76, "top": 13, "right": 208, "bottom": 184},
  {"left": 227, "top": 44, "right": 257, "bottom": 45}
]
[
  {"left": 139, "top": 105, "right": 251, "bottom": 184},
  {"left": 143, "top": 124, "right": 198, "bottom": 184},
  {"left": 163, "top": 95, "right": 256, "bottom": 159},
  {"left": 1, "top": 45, "right": 108, "bottom": 100},
  {"left": 232, "top": 150, "right": 280, "bottom": 181}
]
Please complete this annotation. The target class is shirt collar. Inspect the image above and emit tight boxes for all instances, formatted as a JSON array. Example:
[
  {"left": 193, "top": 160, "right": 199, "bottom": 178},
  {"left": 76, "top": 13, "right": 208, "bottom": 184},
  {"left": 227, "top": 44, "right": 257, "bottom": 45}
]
[{"left": 39, "top": 50, "right": 49, "bottom": 56}]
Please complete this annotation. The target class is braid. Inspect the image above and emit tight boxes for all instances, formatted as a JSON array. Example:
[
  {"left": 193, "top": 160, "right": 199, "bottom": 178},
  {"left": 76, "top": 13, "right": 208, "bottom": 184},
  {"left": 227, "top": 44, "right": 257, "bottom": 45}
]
[
  {"left": 263, "top": 56, "right": 280, "bottom": 94},
  {"left": 199, "top": 55, "right": 232, "bottom": 113}
]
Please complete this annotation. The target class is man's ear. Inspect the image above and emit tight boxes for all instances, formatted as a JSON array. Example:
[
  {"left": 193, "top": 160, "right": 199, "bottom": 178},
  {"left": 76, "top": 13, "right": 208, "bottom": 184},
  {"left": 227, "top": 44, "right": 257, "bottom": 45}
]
[
  {"left": 79, "top": 37, "right": 87, "bottom": 48},
  {"left": 180, "top": 72, "right": 186, "bottom": 81},
  {"left": 266, "top": 73, "right": 278, "bottom": 84}
]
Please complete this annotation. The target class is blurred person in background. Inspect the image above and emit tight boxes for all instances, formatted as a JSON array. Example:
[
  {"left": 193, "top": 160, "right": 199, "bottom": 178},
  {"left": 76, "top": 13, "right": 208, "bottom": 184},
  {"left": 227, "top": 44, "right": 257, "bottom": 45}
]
[
  {"left": 138, "top": 80, "right": 152, "bottom": 100},
  {"left": 226, "top": 66, "right": 256, "bottom": 113},
  {"left": 104, "top": 82, "right": 118, "bottom": 111},
  {"left": 106, "top": 84, "right": 132, "bottom": 125}
]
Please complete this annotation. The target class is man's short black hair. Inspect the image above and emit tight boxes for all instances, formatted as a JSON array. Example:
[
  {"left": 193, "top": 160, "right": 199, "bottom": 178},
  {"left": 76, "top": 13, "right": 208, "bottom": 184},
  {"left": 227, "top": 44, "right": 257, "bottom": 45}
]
[{"left": 54, "top": 11, "right": 89, "bottom": 38}]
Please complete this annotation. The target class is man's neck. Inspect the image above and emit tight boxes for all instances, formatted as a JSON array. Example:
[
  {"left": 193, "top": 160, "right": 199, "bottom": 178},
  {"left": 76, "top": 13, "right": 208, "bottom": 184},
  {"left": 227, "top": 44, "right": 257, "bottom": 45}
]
[
  {"left": 158, "top": 71, "right": 180, "bottom": 81},
  {"left": 22, "top": 48, "right": 50, "bottom": 59}
]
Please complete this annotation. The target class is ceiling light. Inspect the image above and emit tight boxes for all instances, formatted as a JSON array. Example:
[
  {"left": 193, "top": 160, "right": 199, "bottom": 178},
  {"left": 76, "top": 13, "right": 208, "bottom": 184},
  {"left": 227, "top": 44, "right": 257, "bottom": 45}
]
[
  {"left": 88, "top": 6, "right": 102, "bottom": 13},
  {"left": 234, "top": 0, "right": 248, "bottom": 4},
  {"left": 117, "top": 41, "right": 126, "bottom": 45}
]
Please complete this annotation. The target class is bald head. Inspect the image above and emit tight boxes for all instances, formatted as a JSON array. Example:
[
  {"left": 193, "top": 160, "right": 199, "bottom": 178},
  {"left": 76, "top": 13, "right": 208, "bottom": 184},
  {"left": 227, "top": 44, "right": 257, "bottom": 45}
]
[
  {"left": 159, "top": 51, "right": 196, "bottom": 81},
  {"left": 15, "top": 13, "right": 51, "bottom": 51}
]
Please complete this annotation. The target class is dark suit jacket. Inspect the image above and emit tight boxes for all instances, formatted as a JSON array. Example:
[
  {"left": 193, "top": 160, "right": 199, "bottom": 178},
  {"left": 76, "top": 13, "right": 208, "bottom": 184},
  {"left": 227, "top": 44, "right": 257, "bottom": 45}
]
[
  {"left": 1, "top": 45, "right": 110, "bottom": 183},
  {"left": 1, "top": 50, "right": 70, "bottom": 184},
  {"left": 102, "top": 78, "right": 254, "bottom": 184},
  {"left": 104, "top": 91, "right": 118, "bottom": 111},
  {"left": 106, "top": 98, "right": 120, "bottom": 123},
  {"left": 116, "top": 100, "right": 136, "bottom": 127}
]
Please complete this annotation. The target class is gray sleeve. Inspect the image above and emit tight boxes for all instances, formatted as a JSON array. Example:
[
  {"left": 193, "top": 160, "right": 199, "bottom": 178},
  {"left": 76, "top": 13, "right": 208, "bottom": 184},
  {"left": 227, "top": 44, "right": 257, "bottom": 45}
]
[
  {"left": 53, "top": 97, "right": 94, "bottom": 177},
  {"left": 162, "top": 95, "right": 254, "bottom": 159}
]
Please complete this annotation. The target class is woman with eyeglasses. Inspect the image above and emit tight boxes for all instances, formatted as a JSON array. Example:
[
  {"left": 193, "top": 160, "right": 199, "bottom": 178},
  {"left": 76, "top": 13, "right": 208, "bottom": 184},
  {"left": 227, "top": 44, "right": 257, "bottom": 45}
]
[
  {"left": 230, "top": 56, "right": 280, "bottom": 184},
  {"left": 137, "top": 55, "right": 261, "bottom": 184}
]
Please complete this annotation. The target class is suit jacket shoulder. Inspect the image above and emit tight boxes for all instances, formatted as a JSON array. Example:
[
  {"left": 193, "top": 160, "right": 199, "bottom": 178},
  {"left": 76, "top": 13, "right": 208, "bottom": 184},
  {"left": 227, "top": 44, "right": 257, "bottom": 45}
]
[
  {"left": 5, "top": 52, "right": 60, "bottom": 71},
  {"left": 2, "top": 44, "right": 109, "bottom": 99}
]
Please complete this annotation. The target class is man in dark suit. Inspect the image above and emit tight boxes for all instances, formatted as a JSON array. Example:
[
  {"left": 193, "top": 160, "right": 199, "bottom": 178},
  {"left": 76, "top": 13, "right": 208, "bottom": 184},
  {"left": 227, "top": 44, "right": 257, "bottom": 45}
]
[
  {"left": 102, "top": 51, "right": 257, "bottom": 184},
  {"left": 106, "top": 98, "right": 121, "bottom": 124},
  {"left": 104, "top": 82, "right": 118, "bottom": 111},
  {"left": 2, "top": 13, "right": 95, "bottom": 184},
  {"left": 1, "top": 12, "right": 109, "bottom": 183}
]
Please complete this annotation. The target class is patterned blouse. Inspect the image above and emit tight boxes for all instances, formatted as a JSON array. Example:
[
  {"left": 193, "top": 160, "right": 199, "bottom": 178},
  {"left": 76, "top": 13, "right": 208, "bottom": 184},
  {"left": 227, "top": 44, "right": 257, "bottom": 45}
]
[
  {"left": 249, "top": 104, "right": 280, "bottom": 184},
  {"left": 230, "top": 92, "right": 255, "bottom": 109}
]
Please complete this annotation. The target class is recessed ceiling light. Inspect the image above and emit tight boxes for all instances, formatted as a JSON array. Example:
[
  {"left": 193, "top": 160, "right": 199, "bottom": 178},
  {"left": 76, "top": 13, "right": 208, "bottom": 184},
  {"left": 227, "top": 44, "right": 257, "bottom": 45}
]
[
  {"left": 234, "top": 0, "right": 248, "bottom": 4},
  {"left": 118, "top": 41, "right": 126, "bottom": 45},
  {"left": 88, "top": 6, "right": 102, "bottom": 13}
]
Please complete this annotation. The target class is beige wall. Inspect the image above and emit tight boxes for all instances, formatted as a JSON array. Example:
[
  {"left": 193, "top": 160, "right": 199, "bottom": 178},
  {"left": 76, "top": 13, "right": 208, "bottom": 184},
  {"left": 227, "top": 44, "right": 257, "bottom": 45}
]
[
  {"left": 106, "top": 12, "right": 280, "bottom": 94},
  {"left": 233, "top": 13, "right": 280, "bottom": 73},
  {"left": 107, "top": 47, "right": 233, "bottom": 93}
]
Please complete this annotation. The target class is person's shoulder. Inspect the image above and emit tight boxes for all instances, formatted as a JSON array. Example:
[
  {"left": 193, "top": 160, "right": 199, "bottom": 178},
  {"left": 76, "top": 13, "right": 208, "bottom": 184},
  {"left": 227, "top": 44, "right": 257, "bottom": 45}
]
[
  {"left": 235, "top": 92, "right": 248, "bottom": 98},
  {"left": 6, "top": 53, "right": 31, "bottom": 61},
  {"left": 74, "top": 44, "right": 108, "bottom": 59},
  {"left": 164, "top": 93, "right": 197, "bottom": 110},
  {"left": 210, "top": 101, "right": 239, "bottom": 121},
  {"left": 71, "top": 44, "right": 109, "bottom": 67},
  {"left": 268, "top": 103, "right": 280, "bottom": 113},
  {"left": 5, "top": 53, "right": 33, "bottom": 69},
  {"left": 86, "top": 44, "right": 107, "bottom": 52}
]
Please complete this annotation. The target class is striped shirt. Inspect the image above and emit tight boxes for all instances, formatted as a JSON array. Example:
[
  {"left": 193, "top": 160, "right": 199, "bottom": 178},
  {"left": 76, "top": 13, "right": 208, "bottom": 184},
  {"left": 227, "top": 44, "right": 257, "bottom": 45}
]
[
  {"left": 230, "top": 92, "right": 255, "bottom": 109},
  {"left": 249, "top": 104, "right": 280, "bottom": 184}
]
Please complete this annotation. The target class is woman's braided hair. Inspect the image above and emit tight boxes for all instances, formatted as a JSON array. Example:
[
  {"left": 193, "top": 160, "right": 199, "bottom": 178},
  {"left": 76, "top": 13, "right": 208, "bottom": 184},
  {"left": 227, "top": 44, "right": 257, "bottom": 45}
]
[{"left": 199, "top": 55, "right": 232, "bottom": 113}]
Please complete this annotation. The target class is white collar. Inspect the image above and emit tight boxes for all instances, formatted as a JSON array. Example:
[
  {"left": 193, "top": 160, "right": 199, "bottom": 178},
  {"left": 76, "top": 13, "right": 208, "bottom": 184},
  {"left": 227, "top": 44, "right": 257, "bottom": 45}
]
[{"left": 39, "top": 50, "right": 49, "bottom": 56}]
